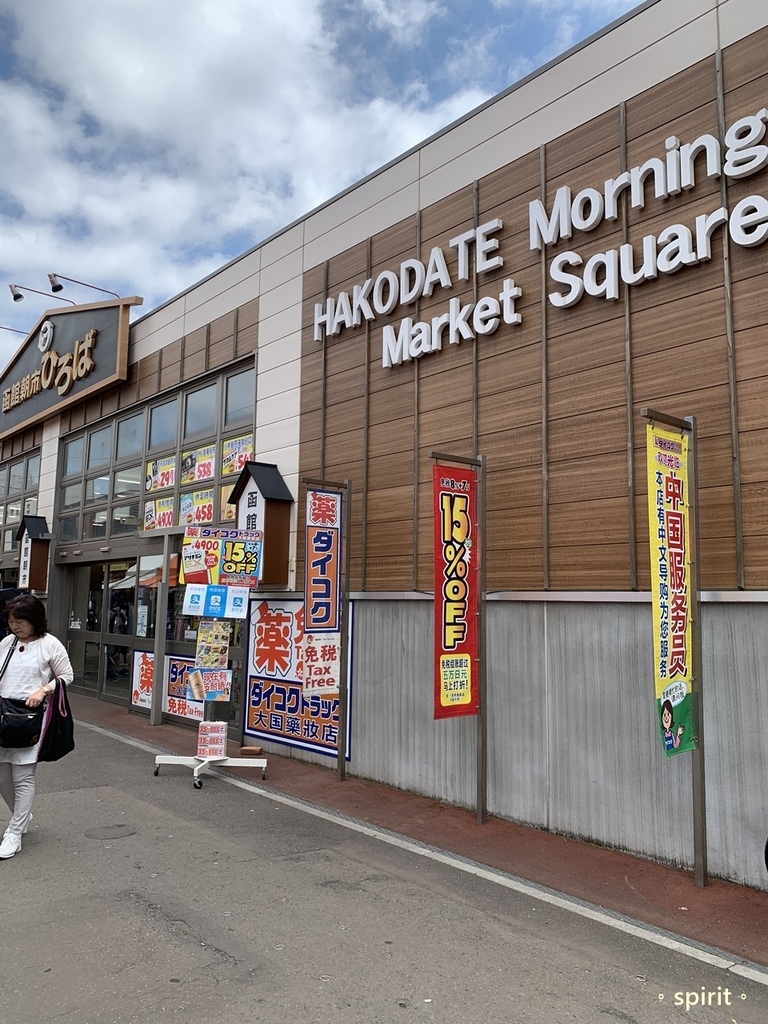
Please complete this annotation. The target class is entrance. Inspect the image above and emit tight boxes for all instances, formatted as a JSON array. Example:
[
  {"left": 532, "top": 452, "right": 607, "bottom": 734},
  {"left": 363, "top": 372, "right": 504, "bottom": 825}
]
[
  {"left": 65, "top": 552, "right": 248, "bottom": 739},
  {"left": 67, "top": 561, "right": 138, "bottom": 703}
]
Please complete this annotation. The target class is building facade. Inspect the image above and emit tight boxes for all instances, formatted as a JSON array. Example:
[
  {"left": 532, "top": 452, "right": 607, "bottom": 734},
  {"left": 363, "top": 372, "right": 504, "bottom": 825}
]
[{"left": 2, "top": 0, "right": 768, "bottom": 887}]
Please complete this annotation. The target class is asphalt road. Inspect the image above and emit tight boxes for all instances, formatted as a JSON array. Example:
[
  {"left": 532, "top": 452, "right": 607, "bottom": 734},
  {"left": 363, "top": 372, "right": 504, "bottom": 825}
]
[{"left": 2, "top": 724, "right": 767, "bottom": 1024}]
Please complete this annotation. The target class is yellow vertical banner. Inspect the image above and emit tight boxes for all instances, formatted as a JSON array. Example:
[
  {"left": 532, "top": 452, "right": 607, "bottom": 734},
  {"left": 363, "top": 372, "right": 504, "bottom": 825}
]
[{"left": 646, "top": 423, "right": 696, "bottom": 757}]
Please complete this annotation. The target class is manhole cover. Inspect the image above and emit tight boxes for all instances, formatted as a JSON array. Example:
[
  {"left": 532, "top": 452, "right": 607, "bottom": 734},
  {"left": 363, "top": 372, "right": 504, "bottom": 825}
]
[{"left": 84, "top": 824, "right": 137, "bottom": 840}]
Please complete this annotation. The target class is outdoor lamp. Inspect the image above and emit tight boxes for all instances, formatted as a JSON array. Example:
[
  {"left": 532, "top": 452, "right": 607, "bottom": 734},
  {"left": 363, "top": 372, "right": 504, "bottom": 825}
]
[
  {"left": 48, "top": 273, "right": 119, "bottom": 298},
  {"left": 9, "top": 284, "right": 75, "bottom": 305}
]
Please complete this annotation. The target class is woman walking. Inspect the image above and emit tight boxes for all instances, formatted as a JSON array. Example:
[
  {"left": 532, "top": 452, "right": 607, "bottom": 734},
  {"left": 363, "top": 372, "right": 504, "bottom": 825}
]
[{"left": 0, "top": 594, "right": 73, "bottom": 859}]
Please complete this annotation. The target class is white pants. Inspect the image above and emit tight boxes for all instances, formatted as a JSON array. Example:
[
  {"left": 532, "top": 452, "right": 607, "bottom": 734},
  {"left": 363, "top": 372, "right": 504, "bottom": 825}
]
[{"left": 0, "top": 762, "right": 36, "bottom": 836}]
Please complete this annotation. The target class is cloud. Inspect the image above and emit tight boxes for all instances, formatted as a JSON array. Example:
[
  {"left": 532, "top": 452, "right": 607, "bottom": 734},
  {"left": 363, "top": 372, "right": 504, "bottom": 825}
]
[
  {"left": 0, "top": 0, "right": 637, "bottom": 367},
  {"left": 357, "top": 0, "right": 446, "bottom": 47}
]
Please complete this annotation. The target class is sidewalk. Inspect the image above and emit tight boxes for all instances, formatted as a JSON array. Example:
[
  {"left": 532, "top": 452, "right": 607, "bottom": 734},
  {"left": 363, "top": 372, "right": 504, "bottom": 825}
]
[{"left": 68, "top": 692, "right": 768, "bottom": 969}]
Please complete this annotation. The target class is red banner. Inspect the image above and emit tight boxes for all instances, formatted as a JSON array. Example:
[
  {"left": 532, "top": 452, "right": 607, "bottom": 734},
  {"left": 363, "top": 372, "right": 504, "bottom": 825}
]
[
  {"left": 433, "top": 464, "right": 479, "bottom": 719},
  {"left": 305, "top": 489, "right": 342, "bottom": 633}
]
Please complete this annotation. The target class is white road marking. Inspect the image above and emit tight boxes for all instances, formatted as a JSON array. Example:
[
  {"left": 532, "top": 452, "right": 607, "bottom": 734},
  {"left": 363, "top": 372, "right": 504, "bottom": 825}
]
[{"left": 83, "top": 721, "right": 768, "bottom": 987}]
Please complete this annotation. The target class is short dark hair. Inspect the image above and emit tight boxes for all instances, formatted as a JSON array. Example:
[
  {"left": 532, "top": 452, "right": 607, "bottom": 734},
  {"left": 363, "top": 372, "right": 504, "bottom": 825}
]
[{"left": 5, "top": 594, "right": 48, "bottom": 637}]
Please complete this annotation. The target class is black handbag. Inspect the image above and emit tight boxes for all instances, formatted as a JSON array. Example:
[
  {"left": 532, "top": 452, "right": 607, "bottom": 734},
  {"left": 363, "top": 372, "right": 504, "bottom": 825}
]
[
  {"left": 37, "top": 679, "right": 75, "bottom": 762},
  {"left": 0, "top": 637, "right": 46, "bottom": 747},
  {"left": 0, "top": 696, "right": 46, "bottom": 748}
]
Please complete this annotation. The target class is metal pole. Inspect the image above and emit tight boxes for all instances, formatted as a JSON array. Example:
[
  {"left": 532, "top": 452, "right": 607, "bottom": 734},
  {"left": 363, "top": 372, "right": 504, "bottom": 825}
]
[
  {"left": 150, "top": 531, "right": 172, "bottom": 726},
  {"left": 641, "top": 408, "right": 707, "bottom": 887},
  {"left": 686, "top": 415, "right": 708, "bottom": 888},
  {"left": 336, "top": 480, "right": 352, "bottom": 782},
  {"left": 476, "top": 455, "right": 487, "bottom": 824},
  {"left": 429, "top": 450, "right": 487, "bottom": 824}
]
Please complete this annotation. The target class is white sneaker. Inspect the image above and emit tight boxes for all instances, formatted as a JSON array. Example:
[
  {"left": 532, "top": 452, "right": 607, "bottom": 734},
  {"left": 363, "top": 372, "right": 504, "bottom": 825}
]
[{"left": 0, "top": 832, "right": 21, "bottom": 858}]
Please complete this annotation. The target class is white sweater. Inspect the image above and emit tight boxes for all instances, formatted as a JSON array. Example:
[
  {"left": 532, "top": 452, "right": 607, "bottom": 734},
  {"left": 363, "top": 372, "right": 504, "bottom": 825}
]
[{"left": 0, "top": 632, "right": 74, "bottom": 764}]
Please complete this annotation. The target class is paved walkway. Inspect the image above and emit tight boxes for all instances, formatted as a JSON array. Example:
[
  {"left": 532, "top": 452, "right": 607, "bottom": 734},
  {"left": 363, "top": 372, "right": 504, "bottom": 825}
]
[{"left": 68, "top": 692, "right": 768, "bottom": 969}]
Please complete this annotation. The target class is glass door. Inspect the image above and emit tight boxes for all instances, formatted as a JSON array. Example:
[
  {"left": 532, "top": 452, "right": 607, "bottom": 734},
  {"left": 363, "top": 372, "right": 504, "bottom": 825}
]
[
  {"left": 67, "top": 563, "right": 105, "bottom": 696},
  {"left": 103, "top": 562, "right": 136, "bottom": 701},
  {"left": 66, "top": 560, "right": 137, "bottom": 703}
]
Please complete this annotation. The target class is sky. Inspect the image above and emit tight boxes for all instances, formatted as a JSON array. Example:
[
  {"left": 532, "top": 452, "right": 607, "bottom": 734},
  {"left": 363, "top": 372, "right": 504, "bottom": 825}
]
[{"left": 0, "top": 0, "right": 640, "bottom": 367}]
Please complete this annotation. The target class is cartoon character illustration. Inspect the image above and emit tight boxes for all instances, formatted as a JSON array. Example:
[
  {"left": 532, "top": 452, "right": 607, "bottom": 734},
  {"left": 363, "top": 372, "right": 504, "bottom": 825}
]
[{"left": 661, "top": 698, "right": 684, "bottom": 751}]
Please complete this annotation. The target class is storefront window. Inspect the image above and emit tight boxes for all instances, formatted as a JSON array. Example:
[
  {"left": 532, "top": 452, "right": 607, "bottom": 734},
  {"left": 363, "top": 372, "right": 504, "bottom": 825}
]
[
  {"left": 59, "top": 517, "right": 79, "bottom": 542},
  {"left": 116, "top": 413, "right": 144, "bottom": 459},
  {"left": 23, "top": 497, "right": 37, "bottom": 515},
  {"left": 113, "top": 466, "right": 142, "bottom": 501},
  {"left": 64, "top": 437, "right": 84, "bottom": 477},
  {"left": 87, "top": 425, "right": 112, "bottom": 469},
  {"left": 2, "top": 530, "right": 15, "bottom": 552},
  {"left": 83, "top": 509, "right": 108, "bottom": 538},
  {"left": 184, "top": 383, "right": 217, "bottom": 439},
  {"left": 63, "top": 484, "right": 82, "bottom": 511},
  {"left": 111, "top": 504, "right": 140, "bottom": 535},
  {"left": 136, "top": 553, "right": 178, "bottom": 639},
  {"left": 225, "top": 367, "right": 254, "bottom": 426},
  {"left": 87, "top": 564, "right": 105, "bottom": 631},
  {"left": 85, "top": 476, "right": 110, "bottom": 504},
  {"left": 6, "top": 500, "right": 20, "bottom": 524},
  {"left": 0, "top": 467, "right": 6, "bottom": 494},
  {"left": 8, "top": 462, "right": 24, "bottom": 494},
  {"left": 149, "top": 399, "right": 178, "bottom": 450},
  {"left": 25, "top": 454, "right": 40, "bottom": 490}
]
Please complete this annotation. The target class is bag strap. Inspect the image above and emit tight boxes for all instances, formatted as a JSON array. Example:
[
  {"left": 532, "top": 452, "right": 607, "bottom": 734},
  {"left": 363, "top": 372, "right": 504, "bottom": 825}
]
[{"left": 0, "top": 636, "right": 18, "bottom": 683}]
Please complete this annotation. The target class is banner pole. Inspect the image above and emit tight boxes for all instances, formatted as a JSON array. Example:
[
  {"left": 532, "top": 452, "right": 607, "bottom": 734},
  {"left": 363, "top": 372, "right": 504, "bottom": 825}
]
[
  {"left": 642, "top": 408, "right": 707, "bottom": 888},
  {"left": 686, "top": 415, "right": 708, "bottom": 888},
  {"left": 336, "top": 480, "right": 352, "bottom": 782},
  {"left": 476, "top": 455, "right": 487, "bottom": 824}
]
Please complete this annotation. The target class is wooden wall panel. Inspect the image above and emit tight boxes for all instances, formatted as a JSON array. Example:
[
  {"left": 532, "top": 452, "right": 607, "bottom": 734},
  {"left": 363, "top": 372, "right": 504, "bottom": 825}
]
[
  {"left": 420, "top": 185, "right": 474, "bottom": 247},
  {"left": 632, "top": 335, "right": 730, "bottom": 405},
  {"left": 160, "top": 339, "right": 183, "bottom": 392},
  {"left": 547, "top": 317, "right": 624, "bottom": 380},
  {"left": 327, "top": 241, "right": 369, "bottom": 291},
  {"left": 549, "top": 543, "right": 633, "bottom": 590},
  {"left": 325, "top": 331, "right": 367, "bottom": 377},
  {"left": 738, "top": 427, "right": 768, "bottom": 484},
  {"left": 299, "top": 24, "right": 768, "bottom": 592},
  {"left": 631, "top": 287, "right": 726, "bottom": 358},
  {"left": 548, "top": 495, "right": 629, "bottom": 548},
  {"left": 732, "top": 274, "right": 768, "bottom": 333},
  {"left": 236, "top": 321, "right": 258, "bottom": 358},
  {"left": 477, "top": 340, "right": 541, "bottom": 399},
  {"left": 238, "top": 297, "right": 260, "bottom": 331},
  {"left": 100, "top": 389, "right": 119, "bottom": 418},
  {"left": 479, "top": 151, "right": 540, "bottom": 213},
  {"left": 721, "top": 24, "right": 768, "bottom": 94},
  {"left": 370, "top": 215, "right": 416, "bottom": 270},
  {"left": 480, "top": 422, "right": 542, "bottom": 470},
  {"left": 548, "top": 362, "right": 628, "bottom": 422},
  {"left": 479, "top": 383, "right": 542, "bottom": 436},
  {"left": 546, "top": 108, "right": 621, "bottom": 181},
  {"left": 487, "top": 463, "right": 543, "bottom": 511},
  {"left": 485, "top": 532, "right": 544, "bottom": 590},
  {"left": 736, "top": 378, "right": 768, "bottom": 434},
  {"left": 182, "top": 327, "right": 207, "bottom": 380},
  {"left": 138, "top": 351, "right": 160, "bottom": 401},
  {"left": 625, "top": 58, "right": 717, "bottom": 141},
  {"left": 118, "top": 362, "right": 139, "bottom": 409},
  {"left": 548, "top": 451, "right": 629, "bottom": 504},
  {"left": 549, "top": 406, "right": 627, "bottom": 463},
  {"left": 723, "top": 70, "right": 768, "bottom": 131},
  {"left": 208, "top": 335, "right": 234, "bottom": 371}
]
